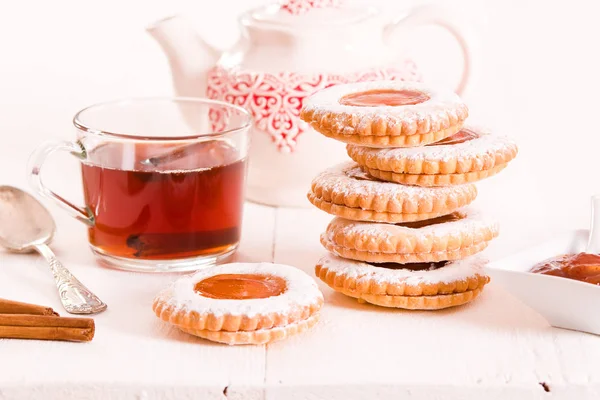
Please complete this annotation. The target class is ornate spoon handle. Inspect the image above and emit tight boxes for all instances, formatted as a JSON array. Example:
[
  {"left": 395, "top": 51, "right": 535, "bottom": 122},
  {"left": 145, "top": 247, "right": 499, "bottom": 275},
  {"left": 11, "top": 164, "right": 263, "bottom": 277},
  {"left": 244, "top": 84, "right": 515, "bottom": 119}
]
[{"left": 34, "top": 244, "right": 107, "bottom": 315}]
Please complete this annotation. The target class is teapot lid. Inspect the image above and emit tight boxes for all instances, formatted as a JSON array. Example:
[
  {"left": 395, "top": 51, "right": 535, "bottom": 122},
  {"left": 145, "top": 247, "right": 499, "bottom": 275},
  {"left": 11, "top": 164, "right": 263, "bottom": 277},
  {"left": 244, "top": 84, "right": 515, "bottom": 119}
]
[{"left": 242, "top": 0, "right": 378, "bottom": 29}]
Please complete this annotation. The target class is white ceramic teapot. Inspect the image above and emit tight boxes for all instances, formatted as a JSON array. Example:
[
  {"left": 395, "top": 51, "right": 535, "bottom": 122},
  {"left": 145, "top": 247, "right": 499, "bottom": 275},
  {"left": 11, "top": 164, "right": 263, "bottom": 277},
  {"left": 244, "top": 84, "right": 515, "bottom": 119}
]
[{"left": 148, "top": 0, "right": 472, "bottom": 207}]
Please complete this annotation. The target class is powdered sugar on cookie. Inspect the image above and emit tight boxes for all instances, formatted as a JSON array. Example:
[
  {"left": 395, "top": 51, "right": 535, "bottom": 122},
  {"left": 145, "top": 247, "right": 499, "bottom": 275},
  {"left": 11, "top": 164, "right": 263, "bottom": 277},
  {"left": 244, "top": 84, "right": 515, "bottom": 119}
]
[
  {"left": 300, "top": 81, "right": 468, "bottom": 144},
  {"left": 155, "top": 263, "right": 323, "bottom": 317},
  {"left": 313, "top": 161, "right": 476, "bottom": 201},
  {"left": 348, "top": 128, "right": 517, "bottom": 163},
  {"left": 317, "top": 253, "right": 487, "bottom": 286},
  {"left": 324, "top": 208, "right": 498, "bottom": 242},
  {"left": 303, "top": 80, "right": 464, "bottom": 119}
]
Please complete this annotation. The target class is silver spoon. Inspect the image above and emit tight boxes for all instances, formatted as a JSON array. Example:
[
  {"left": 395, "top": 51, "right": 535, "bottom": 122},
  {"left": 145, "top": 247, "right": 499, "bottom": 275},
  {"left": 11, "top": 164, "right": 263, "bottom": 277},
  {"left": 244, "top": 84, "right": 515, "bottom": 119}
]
[{"left": 0, "top": 186, "right": 106, "bottom": 314}]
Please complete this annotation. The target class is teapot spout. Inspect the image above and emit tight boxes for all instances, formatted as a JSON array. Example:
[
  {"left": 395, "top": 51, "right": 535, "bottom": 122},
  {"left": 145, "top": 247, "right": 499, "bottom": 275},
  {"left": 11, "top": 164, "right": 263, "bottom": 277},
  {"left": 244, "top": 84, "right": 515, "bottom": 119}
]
[{"left": 147, "top": 15, "right": 220, "bottom": 97}]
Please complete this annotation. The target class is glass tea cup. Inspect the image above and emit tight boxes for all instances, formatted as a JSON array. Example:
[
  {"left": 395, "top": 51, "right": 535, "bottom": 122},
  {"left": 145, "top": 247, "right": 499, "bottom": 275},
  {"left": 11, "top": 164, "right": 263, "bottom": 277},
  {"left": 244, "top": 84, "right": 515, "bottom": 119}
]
[{"left": 28, "top": 98, "right": 251, "bottom": 272}]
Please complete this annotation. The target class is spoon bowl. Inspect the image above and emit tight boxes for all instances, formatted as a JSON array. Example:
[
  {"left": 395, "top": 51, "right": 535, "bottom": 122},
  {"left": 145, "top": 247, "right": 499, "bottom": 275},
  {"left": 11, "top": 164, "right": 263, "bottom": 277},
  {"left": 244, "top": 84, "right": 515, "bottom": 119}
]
[
  {"left": 0, "top": 186, "right": 106, "bottom": 314},
  {"left": 0, "top": 186, "right": 55, "bottom": 253}
]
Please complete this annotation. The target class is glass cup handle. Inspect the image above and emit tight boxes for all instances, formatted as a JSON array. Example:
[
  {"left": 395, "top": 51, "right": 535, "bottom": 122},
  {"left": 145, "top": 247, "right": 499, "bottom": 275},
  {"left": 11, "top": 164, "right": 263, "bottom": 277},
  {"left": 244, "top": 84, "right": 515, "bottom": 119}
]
[{"left": 28, "top": 140, "right": 95, "bottom": 226}]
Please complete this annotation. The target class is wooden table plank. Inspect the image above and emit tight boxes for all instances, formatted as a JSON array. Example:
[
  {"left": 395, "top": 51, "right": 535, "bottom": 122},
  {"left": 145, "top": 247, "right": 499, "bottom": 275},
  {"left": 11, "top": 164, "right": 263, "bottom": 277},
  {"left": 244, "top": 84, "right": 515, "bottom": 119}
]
[
  {"left": 1, "top": 177, "right": 599, "bottom": 399},
  {"left": 0, "top": 202, "right": 275, "bottom": 400},
  {"left": 265, "top": 207, "right": 600, "bottom": 399}
]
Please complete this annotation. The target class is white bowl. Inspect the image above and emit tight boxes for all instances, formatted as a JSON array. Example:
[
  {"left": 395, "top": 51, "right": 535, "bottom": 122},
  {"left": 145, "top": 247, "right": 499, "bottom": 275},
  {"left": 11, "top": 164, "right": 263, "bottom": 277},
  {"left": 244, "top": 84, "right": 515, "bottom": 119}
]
[{"left": 486, "top": 229, "right": 600, "bottom": 335}]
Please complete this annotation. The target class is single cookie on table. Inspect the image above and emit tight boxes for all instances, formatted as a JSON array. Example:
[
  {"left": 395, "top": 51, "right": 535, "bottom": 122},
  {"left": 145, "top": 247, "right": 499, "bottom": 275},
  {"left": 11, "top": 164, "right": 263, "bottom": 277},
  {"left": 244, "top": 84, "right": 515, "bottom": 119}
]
[
  {"left": 347, "top": 126, "right": 518, "bottom": 187},
  {"left": 315, "top": 254, "right": 490, "bottom": 310},
  {"left": 153, "top": 263, "right": 323, "bottom": 345},
  {"left": 321, "top": 209, "right": 499, "bottom": 264},
  {"left": 308, "top": 161, "right": 478, "bottom": 223},
  {"left": 300, "top": 81, "right": 468, "bottom": 148}
]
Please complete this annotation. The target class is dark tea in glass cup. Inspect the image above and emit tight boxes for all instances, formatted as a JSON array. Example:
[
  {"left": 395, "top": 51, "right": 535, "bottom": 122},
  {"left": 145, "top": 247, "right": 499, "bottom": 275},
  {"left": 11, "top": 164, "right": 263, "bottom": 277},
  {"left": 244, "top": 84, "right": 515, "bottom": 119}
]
[{"left": 29, "top": 98, "right": 251, "bottom": 272}]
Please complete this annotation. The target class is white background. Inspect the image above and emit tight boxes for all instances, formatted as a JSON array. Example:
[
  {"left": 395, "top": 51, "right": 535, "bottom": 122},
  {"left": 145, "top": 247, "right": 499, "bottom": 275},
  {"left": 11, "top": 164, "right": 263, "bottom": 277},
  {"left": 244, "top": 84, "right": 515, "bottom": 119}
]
[{"left": 0, "top": 0, "right": 599, "bottom": 254}]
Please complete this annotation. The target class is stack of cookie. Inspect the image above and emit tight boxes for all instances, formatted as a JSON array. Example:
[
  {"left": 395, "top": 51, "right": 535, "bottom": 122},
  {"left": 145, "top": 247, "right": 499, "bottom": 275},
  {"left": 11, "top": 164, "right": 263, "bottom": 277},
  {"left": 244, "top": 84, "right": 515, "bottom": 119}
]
[{"left": 300, "top": 81, "right": 518, "bottom": 310}]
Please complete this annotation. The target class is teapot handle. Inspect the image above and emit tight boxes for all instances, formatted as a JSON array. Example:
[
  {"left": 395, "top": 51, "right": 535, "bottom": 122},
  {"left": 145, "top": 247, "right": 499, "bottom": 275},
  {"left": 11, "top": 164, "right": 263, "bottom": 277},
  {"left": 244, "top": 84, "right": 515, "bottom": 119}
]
[{"left": 384, "top": 5, "right": 472, "bottom": 95}]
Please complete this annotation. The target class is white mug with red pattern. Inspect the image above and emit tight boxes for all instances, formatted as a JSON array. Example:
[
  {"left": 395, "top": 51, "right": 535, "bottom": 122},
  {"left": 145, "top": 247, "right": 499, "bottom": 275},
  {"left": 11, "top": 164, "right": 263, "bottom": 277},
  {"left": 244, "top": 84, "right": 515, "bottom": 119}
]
[{"left": 148, "top": 0, "right": 472, "bottom": 207}]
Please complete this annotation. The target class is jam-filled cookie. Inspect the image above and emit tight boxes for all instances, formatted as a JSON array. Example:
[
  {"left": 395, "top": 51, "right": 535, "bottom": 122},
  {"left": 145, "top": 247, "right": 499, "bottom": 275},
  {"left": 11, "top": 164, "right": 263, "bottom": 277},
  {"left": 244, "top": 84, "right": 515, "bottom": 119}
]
[
  {"left": 347, "top": 126, "right": 518, "bottom": 186},
  {"left": 315, "top": 254, "right": 489, "bottom": 310},
  {"left": 321, "top": 209, "right": 498, "bottom": 264},
  {"left": 308, "top": 161, "right": 477, "bottom": 223},
  {"left": 300, "top": 81, "right": 468, "bottom": 148},
  {"left": 153, "top": 263, "right": 323, "bottom": 345}
]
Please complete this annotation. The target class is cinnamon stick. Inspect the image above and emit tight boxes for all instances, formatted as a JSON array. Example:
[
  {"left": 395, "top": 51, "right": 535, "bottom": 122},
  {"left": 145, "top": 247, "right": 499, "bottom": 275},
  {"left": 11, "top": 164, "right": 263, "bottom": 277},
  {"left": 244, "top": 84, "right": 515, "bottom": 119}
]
[
  {"left": 0, "top": 314, "right": 94, "bottom": 342},
  {"left": 0, "top": 298, "right": 59, "bottom": 316}
]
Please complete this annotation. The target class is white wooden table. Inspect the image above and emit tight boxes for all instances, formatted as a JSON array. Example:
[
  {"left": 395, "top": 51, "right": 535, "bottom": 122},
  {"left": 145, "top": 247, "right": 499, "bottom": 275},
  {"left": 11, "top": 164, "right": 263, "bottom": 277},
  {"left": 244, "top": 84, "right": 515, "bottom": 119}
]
[
  {"left": 1, "top": 184, "right": 600, "bottom": 399},
  {"left": 4, "top": 0, "right": 600, "bottom": 396}
]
